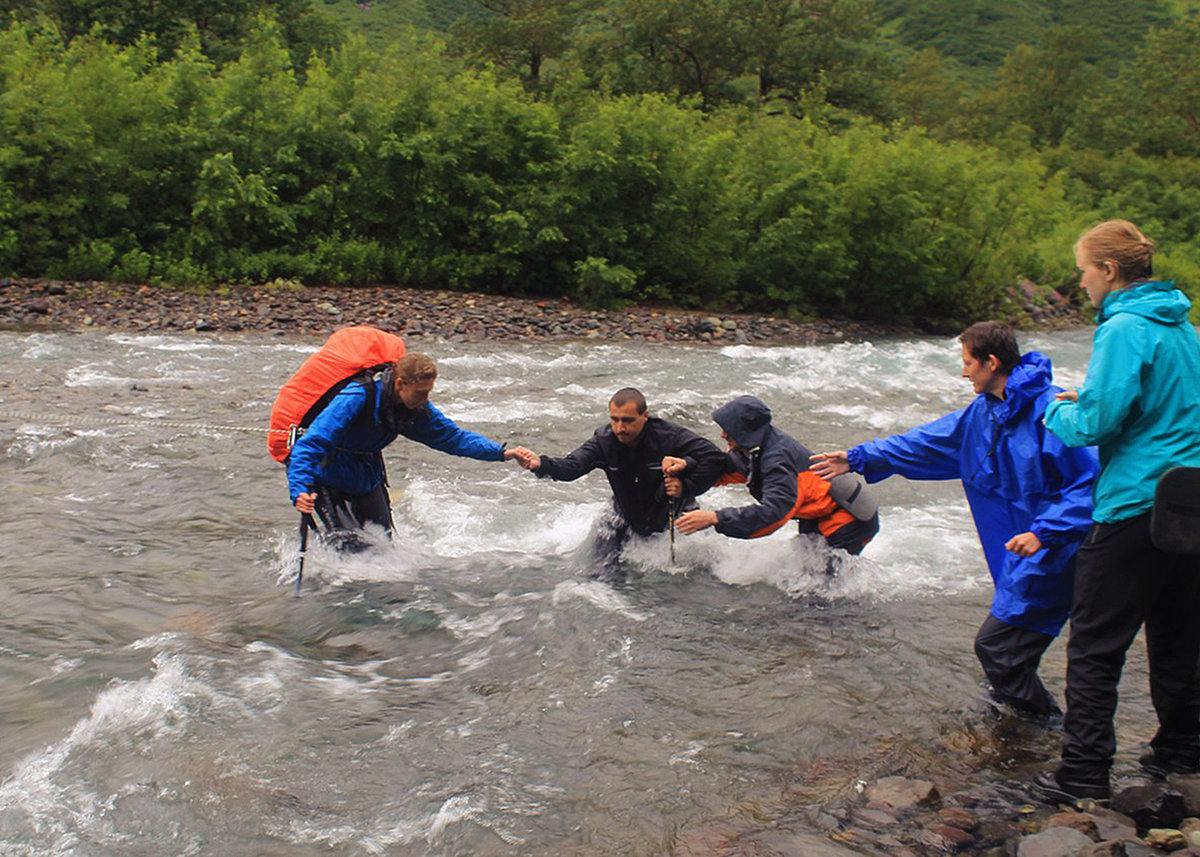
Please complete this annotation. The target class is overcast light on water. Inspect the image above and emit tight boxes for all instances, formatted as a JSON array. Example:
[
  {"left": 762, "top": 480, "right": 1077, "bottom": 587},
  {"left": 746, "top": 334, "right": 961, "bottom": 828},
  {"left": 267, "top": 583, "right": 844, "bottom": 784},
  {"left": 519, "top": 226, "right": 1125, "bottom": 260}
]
[{"left": 0, "top": 328, "right": 1163, "bottom": 854}]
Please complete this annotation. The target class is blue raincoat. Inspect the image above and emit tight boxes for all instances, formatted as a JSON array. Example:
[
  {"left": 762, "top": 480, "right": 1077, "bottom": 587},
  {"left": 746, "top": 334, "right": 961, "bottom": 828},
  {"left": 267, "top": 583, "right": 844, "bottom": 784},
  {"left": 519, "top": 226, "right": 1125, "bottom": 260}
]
[
  {"left": 1045, "top": 280, "right": 1200, "bottom": 524},
  {"left": 286, "top": 378, "right": 506, "bottom": 504},
  {"left": 847, "top": 352, "right": 1098, "bottom": 635}
]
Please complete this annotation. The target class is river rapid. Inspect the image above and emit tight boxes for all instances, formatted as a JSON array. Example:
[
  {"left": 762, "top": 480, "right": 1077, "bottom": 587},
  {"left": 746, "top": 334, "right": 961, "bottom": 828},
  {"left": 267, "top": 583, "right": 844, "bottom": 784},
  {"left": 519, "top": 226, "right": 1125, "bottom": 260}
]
[{"left": 0, "top": 328, "right": 1163, "bottom": 855}]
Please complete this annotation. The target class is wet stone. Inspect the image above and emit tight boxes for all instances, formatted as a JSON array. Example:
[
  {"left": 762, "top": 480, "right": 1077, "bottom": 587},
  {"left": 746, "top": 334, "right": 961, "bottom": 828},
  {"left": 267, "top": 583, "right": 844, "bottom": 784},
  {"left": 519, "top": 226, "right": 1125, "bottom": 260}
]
[
  {"left": 1090, "top": 806, "right": 1139, "bottom": 842},
  {"left": 938, "top": 807, "right": 980, "bottom": 831},
  {"left": 1111, "top": 784, "right": 1186, "bottom": 832},
  {"left": 1144, "top": 828, "right": 1189, "bottom": 850},
  {"left": 865, "top": 776, "right": 940, "bottom": 810},
  {"left": 1047, "top": 810, "right": 1100, "bottom": 841},
  {"left": 1016, "top": 826, "right": 1095, "bottom": 856}
]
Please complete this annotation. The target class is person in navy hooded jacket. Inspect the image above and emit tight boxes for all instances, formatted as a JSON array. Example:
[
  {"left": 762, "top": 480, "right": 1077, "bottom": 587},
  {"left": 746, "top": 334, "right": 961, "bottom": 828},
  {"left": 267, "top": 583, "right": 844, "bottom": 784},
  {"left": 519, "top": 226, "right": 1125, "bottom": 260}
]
[{"left": 812, "top": 322, "right": 1099, "bottom": 722}]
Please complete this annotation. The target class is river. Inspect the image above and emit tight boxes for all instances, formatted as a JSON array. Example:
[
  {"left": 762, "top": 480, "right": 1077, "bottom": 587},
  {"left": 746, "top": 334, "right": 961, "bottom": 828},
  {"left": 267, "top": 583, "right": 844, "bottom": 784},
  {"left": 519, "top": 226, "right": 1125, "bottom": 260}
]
[{"left": 0, "top": 328, "right": 1162, "bottom": 854}]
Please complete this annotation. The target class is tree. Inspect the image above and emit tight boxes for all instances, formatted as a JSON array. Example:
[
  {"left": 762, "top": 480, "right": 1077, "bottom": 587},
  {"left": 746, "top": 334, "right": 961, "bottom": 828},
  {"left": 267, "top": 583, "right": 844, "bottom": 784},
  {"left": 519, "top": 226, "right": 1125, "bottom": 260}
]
[{"left": 453, "top": 0, "right": 586, "bottom": 86}]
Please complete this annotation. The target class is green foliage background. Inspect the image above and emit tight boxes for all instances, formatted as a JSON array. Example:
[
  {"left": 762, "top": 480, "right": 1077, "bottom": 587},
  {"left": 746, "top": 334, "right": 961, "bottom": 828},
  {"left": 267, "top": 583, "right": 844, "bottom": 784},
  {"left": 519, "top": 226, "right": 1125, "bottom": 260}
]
[{"left": 2, "top": 0, "right": 1199, "bottom": 325}]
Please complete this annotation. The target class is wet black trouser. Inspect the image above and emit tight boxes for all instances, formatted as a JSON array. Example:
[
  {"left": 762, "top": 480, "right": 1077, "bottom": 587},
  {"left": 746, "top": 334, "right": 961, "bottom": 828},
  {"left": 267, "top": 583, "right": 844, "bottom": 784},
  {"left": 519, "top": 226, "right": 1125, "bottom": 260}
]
[
  {"left": 591, "top": 499, "right": 698, "bottom": 582},
  {"left": 823, "top": 513, "right": 880, "bottom": 557},
  {"left": 974, "top": 614, "right": 1060, "bottom": 718},
  {"left": 312, "top": 482, "right": 394, "bottom": 554},
  {"left": 1059, "top": 512, "right": 1200, "bottom": 784}
]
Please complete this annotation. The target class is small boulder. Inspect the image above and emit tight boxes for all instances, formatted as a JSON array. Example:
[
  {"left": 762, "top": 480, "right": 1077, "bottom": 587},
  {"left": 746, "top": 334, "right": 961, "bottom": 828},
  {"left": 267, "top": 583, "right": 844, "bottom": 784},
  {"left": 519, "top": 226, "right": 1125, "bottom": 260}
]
[
  {"left": 1047, "top": 810, "right": 1099, "bottom": 841},
  {"left": 864, "top": 776, "right": 939, "bottom": 810},
  {"left": 1112, "top": 784, "right": 1186, "bottom": 832},
  {"left": 1145, "top": 828, "right": 1189, "bottom": 851},
  {"left": 1016, "top": 826, "right": 1094, "bottom": 856}
]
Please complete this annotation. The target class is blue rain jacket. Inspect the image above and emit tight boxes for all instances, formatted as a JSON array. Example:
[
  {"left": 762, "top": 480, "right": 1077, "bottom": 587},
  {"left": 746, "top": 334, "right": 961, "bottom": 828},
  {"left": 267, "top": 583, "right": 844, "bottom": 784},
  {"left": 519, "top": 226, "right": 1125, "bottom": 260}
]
[
  {"left": 847, "top": 352, "right": 1098, "bottom": 635},
  {"left": 286, "top": 379, "right": 505, "bottom": 503},
  {"left": 1045, "top": 280, "right": 1200, "bottom": 524}
]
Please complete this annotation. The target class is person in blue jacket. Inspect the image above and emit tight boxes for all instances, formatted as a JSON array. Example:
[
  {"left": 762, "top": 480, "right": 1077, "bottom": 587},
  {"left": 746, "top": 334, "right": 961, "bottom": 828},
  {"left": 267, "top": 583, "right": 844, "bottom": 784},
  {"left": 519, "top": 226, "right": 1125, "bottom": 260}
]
[
  {"left": 812, "top": 321, "right": 1099, "bottom": 722},
  {"left": 1033, "top": 220, "right": 1200, "bottom": 804},
  {"left": 289, "top": 352, "right": 526, "bottom": 551}
]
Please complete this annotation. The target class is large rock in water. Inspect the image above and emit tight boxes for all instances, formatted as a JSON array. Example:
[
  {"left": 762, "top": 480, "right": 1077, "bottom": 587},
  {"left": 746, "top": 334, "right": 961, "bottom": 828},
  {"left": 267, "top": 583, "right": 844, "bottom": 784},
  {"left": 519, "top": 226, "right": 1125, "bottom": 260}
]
[
  {"left": 1016, "top": 826, "right": 1095, "bottom": 856},
  {"left": 864, "top": 776, "right": 940, "bottom": 810},
  {"left": 1110, "top": 783, "right": 1186, "bottom": 831}
]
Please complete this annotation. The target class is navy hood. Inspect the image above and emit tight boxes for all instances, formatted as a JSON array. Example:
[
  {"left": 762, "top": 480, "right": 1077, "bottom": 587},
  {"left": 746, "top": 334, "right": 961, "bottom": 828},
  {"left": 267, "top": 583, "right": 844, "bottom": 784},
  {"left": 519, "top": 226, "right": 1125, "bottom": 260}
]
[{"left": 713, "top": 396, "right": 773, "bottom": 450}]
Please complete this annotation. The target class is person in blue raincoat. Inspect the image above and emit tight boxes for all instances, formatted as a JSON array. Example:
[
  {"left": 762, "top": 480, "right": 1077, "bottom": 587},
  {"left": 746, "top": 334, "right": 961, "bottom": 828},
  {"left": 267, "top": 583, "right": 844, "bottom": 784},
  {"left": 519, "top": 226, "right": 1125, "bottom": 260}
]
[
  {"left": 288, "top": 352, "right": 526, "bottom": 551},
  {"left": 812, "top": 322, "right": 1098, "bottom": 721}
]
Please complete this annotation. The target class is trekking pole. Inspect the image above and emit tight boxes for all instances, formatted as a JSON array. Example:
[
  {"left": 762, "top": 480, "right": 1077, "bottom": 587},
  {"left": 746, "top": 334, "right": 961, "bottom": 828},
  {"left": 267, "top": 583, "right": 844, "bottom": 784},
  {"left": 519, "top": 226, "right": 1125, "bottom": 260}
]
[
  {"left": 296, "top": 512, "right": 313, "bottom": 595},
  {"left": 669, "top": 501, "right": 677, "bottom": 564}
]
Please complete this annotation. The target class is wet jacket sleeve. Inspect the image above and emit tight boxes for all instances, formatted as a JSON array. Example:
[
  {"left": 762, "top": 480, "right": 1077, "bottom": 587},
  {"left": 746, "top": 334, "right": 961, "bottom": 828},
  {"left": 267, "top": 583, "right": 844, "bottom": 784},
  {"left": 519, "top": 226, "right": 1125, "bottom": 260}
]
[
  {"left": 286, "top": 384, "right": 367, "bottom": 504},
  {"left": 535, "top": 433, "right": 605, "bottom": 481},
  {"left": 672, "top": 430, "right": 729, "bottom": 498},
  {"left": 1028, "top": 431, "right": 1098, "bottom": 546},
  {"left": 1045, "top": 316, "right": 1144, "bottom": 448},
  {"left": 848, "top": 408, "right": 967, "bottom": 483},
  {"left": 714, "top": 458, "right": 801, "bottom": 539},
  {"left": 401, "top": 402, "right": 506, "bottom": 461}
]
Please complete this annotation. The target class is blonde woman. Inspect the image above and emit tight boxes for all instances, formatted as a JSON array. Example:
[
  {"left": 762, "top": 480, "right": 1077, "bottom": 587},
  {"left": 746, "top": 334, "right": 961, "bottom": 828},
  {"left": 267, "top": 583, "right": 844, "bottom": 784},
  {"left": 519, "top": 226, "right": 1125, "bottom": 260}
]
[{"left": 1034, "top": 220, "right": 1200, "bottom": 803}]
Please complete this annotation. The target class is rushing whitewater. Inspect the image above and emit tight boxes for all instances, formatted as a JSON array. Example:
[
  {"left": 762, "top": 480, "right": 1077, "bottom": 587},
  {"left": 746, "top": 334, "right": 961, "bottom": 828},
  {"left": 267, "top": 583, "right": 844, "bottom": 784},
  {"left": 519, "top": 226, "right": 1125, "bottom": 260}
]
[{"left": 0, "top": 329, "right": 1161, "bottom": 854}]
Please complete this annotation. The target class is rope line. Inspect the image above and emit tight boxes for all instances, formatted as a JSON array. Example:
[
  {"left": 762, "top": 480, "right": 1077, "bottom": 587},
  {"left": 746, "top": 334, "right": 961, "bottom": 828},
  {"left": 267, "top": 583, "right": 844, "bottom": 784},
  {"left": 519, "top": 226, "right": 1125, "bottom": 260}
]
[{"left": 0, "top": 408, "right": 284, "bottom": 434}]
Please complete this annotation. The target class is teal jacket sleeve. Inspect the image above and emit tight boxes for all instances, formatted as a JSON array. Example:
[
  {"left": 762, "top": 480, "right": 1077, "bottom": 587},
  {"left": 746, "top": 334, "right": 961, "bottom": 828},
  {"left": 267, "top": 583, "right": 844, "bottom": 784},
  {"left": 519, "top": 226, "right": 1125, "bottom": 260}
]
[{"left": 1045, "top": 316, "right": 1146, "bottom": 448}]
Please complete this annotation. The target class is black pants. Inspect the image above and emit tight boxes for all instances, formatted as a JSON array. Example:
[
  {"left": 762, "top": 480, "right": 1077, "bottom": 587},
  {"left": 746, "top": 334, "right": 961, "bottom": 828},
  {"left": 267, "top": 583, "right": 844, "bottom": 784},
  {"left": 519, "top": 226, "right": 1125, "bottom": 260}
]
[
  {"left": 312, "top": 482, "right": 394, "bottom": 554},
  {"left": 1059, "top": 512, "right": 1200, "bottom": 783},
  {"left": 974, "top": 614, "right": 1060, "bottom": 718},
  {"left": 824, "top": 513, "right": 880, "bottom": 557},
  {"left": 591, "top": 500, "right": 698, "bottom": 582}
]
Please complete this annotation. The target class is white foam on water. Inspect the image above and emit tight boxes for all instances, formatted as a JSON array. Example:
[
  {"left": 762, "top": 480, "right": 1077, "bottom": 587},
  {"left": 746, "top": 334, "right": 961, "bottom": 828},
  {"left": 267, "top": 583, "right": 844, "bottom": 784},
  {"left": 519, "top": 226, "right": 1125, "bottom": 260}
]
[
  {"left": 0, "top": 652, "right": 223, "bottom": 843},
  {"left": 436, "top": 397, "right": 573, "bottom": 424},
  {"left": 550, "top": 580, "right": 651, "bottom": 621}
]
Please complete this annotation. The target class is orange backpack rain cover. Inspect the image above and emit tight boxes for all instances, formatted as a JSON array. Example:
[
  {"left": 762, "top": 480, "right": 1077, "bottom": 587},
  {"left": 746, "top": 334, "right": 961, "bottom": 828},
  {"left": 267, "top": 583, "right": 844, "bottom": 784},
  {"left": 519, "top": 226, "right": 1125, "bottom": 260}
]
[{"left": 268, "top": 326, "right": 406, "bottom": 462}]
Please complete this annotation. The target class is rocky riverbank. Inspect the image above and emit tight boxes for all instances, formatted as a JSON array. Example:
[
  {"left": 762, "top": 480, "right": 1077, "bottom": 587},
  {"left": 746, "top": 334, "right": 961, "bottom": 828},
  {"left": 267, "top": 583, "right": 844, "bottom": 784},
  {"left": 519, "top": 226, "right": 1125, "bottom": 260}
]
[
  {"left": 0, "top": 277, "right": 1085, "bottom": 344},
  {"left": 764, "top": 770, "right": 1200, "bottom": 856}
]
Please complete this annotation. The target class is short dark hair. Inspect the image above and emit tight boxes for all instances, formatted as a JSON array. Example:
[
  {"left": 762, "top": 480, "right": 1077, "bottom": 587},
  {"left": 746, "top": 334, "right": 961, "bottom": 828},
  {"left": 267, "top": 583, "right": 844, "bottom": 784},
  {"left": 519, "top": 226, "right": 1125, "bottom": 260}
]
[
  {"left": 959, "top": 322, "right": 1020, "bottom": 373},
  {"left": 609, "top": 387, "right": 647, "bottom": 414}
]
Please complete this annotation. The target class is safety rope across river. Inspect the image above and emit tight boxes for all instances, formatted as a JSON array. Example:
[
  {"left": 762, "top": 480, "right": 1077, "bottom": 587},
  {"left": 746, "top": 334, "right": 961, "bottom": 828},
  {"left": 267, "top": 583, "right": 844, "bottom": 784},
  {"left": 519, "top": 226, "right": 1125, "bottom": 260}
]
[{"left": 0, "top": 408, "right": 284, "bottom": 435}]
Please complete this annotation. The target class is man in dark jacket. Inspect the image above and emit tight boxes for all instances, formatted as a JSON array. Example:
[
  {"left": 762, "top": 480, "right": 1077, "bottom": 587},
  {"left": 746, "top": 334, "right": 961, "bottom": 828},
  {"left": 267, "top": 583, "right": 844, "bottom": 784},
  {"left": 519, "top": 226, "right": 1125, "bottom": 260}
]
[
  {"left": 513, "top": 388, "right": 727, "bottom": 578},
  {"left": 673, "top": 396, "right": 880, "bottom": 557},
  {"left": 811, "top": 322, "right": 1098, "bottom": 722},
  {"left": 289, "top": 353, "right": 526, "bottom": 551}
]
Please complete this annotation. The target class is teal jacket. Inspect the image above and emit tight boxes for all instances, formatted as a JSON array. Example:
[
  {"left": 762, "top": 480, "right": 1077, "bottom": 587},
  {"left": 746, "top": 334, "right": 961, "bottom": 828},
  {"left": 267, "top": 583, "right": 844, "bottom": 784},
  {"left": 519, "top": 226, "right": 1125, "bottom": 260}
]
[{"left": 1045, "top": 280, "right": 1200, "bottom": 523}]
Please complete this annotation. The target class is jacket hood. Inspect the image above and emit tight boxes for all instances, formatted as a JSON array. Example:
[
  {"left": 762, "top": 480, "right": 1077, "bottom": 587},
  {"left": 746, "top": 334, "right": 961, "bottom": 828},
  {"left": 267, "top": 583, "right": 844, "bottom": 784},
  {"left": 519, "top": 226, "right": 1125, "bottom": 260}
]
[
  {"left": 713, "top": 396, "right": 773, "bottom": 450},
  {"left": 994, "top": 351, "right": 1052, "bottom": 424},
  {"left": 1097, "top": 280, "right": 1191, "bottom": 325}
]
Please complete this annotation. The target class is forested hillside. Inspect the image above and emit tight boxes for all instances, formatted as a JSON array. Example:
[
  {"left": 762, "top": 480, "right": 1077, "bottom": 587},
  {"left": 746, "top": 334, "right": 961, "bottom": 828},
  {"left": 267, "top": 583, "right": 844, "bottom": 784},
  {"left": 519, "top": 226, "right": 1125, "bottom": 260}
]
[{"left": 2, "top": 0, "right": 1198, "bottom": 324}]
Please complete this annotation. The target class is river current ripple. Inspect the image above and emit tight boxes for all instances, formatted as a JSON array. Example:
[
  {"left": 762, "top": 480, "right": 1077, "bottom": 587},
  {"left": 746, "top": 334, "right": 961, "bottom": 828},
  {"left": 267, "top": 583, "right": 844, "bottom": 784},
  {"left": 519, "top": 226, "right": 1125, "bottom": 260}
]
[{"left": 0, "top": 329, "right": 1161, "bottom": 854}]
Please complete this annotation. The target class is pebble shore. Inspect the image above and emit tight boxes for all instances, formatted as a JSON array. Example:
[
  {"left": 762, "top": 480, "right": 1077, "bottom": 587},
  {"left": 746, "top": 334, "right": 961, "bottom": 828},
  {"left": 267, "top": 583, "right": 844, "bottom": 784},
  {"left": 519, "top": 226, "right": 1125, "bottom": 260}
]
[{"left": 0, "top": 277, "right": 1083, "bottom": 343}]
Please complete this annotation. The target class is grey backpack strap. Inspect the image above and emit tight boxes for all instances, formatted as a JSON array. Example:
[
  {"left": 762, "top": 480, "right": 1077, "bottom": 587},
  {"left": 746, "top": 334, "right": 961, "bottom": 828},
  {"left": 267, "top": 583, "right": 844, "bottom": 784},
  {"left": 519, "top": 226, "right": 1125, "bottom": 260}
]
[
  {"left": 1151, "top": 467, "right": 1200, "bottom": 554},
  {"left": 828, "top": 472, "right": 879, "bottom": 522}
]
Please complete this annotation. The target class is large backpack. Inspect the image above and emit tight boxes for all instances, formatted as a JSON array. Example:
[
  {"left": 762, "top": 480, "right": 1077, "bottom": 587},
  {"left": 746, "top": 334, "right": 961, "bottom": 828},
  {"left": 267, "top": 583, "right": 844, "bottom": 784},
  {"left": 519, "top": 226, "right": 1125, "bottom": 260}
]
[{"left": 268, "top": 326, "right": 406, "bottom": 462}]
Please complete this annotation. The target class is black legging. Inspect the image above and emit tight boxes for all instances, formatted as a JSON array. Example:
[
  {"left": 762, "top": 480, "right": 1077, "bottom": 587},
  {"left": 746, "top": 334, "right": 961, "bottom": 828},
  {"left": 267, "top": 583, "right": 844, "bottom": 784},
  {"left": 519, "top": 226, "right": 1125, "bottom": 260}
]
[{"left": 311, "top": 482, "right": 395, "bottom": 553}]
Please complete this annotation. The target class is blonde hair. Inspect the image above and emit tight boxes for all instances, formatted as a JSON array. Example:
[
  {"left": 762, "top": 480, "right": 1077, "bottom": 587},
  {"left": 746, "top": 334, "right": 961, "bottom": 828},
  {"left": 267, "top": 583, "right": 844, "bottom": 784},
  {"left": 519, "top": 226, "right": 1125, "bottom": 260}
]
[
  {"left": 394, "top": 353, "right": 437, "bottom": 384},
  {"left": 1075, "top": 219, "right": 1155, "bottom": 282}
]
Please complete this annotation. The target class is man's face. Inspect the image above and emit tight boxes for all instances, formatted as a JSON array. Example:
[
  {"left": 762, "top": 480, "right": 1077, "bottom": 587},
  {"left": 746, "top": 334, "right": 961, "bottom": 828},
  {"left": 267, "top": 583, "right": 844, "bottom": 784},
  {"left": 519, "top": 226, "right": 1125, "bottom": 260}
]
[
  {"left": 397, "top": 377, "right": 435, "bottom": 410},
  {"left": 609, "top": 400, "right": 648, "bottom": 446},
  {"left": 720, "top": 429, "right": 746, "bottom": 454},
  {"left": 960, "top": 343, "right": 1005, "bottom": 398}
]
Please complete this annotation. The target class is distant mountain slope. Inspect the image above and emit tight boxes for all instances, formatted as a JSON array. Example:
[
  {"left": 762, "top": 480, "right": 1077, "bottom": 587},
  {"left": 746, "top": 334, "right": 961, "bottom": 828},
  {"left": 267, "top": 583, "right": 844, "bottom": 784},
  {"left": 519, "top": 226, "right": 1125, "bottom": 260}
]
[{"left": 315, "top": 0, "right": 485, "bottom": 46}]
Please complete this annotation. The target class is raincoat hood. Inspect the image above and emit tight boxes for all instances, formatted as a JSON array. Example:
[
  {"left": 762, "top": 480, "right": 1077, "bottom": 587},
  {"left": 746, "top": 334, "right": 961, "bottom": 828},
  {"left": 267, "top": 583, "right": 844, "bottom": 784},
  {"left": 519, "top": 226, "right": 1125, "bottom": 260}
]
[
  {"left": 1097, "top": 279, "right": 1191, "bottom": 326},
  {"left": 994, "top": 352, "right": 1053, "bottom": 425},
  {"left": 713, "top": 396, "right": 773, "bottom": 450}
]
